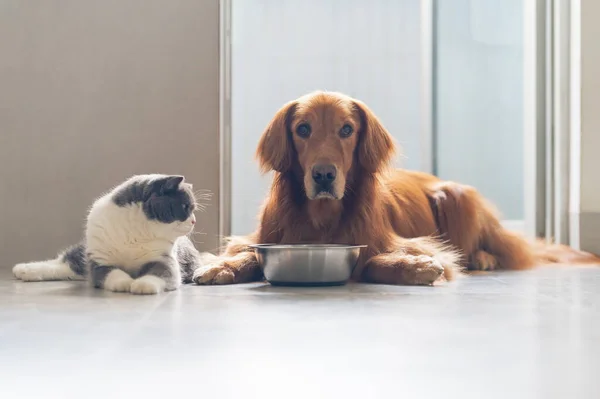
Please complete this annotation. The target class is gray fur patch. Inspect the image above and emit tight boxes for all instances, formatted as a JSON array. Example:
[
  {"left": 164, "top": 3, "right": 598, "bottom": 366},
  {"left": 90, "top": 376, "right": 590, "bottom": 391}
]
[
  {"left": 112, "top": 175, "right": 196, "bottom": 223},
  {"left": 61, "top": 242, "right": 88, "bottom": 276},
  {"left": 89, "top": 260, "right": 118, "bottom": 289},
  {"left": 137, "top": 258, "right": 178, "bottom": 290},
  {"left": 176, "top": 236, "right": 203, "bottom": 283}
]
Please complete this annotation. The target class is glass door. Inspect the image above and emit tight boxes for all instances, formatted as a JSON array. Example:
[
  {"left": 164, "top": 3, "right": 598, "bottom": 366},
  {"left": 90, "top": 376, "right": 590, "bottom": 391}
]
[
  {"left": 433, "top": 0, "right": 529, "bottom": 233},
  {"left": 224, "top": 0, "right": 545, "bottom": 239},
  {"left": 229, "top": 0, "right": 424, "bottom": 235}
]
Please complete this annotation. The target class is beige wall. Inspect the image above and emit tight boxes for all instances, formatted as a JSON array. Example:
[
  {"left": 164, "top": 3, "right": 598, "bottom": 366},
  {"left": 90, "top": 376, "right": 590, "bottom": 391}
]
[
  {"left": 581, "top": 0, "right": 600, "bottom": 213},
  {"left": 0, "top": 0, "right": 221, "bottom": 270},
  {"left": 579, "top": 0, "right": 600, "bottom": 253}
]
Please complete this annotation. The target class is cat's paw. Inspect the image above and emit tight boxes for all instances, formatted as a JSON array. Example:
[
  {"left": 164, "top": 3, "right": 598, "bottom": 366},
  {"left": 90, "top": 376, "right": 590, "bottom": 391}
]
[
  {"left": 130, "top": 276, "right": 166, "bottom": 295},
  {"left": 103, "top": 270, "right": 134, "bottom": 293},
  {"left": 13, "top": 262, "right": 46, "bottom": 281},
  {"left": 193, "top": 262, "right": 235, "bottom": 285}
]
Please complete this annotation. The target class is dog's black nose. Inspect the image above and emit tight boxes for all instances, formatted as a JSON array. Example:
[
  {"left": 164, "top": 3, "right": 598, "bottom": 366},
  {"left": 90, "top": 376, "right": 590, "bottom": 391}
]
[{"left": 312, "top": 164, "right": 337, "bottom": 185}]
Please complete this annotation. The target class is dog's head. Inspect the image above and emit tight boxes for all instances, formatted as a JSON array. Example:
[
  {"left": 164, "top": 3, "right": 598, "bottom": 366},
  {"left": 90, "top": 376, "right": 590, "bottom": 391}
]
[{"left": 256, "top": 91, "right": 396, "bottom": 200}]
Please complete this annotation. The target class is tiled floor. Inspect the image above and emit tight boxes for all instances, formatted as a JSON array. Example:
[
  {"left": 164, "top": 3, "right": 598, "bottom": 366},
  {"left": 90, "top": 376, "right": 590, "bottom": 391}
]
[{"left": 1, "top": 266, "right": 599, "bottom": 399}]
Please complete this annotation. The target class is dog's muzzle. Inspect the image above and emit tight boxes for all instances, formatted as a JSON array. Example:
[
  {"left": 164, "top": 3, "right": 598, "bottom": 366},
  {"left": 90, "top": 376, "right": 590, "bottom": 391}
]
[{"left": 311, "top": 164, "right": 337, "bottom": 199}]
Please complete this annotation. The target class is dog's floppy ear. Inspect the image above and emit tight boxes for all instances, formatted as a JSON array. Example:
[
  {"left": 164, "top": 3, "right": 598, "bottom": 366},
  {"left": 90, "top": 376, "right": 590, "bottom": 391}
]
[
  {"left": 255, "top": 100, "right": 297, "bottom": 174},
  {"left": 353, "top": 99, "right": 396, "bottom": 173}
]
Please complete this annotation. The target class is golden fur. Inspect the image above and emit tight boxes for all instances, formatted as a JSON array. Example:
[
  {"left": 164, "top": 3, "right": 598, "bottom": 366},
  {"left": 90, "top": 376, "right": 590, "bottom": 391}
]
[{"left": 193, "top": 91, "right": 600, "bottom": 286}]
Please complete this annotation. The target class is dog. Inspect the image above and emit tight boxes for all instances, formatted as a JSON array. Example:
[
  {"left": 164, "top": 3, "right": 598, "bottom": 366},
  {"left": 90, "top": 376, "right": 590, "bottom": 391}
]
[{"left": 194, "top": 91, "right": 600, "bottom": 286}]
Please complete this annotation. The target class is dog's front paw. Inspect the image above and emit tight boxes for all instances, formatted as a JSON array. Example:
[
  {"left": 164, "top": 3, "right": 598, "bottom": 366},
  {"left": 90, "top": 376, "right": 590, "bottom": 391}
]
[
  {"left": 404, "top": 255, "right": 444, "bottom": 285},
  {"left": 193, "top": 262, "right": 235, "bottom": 285}
]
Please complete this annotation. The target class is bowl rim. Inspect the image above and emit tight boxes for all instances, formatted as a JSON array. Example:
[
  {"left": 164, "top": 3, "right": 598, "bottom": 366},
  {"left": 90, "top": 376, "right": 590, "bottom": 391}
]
[{"left": 249, "top": 243, "right": 368, "bottom": 250}]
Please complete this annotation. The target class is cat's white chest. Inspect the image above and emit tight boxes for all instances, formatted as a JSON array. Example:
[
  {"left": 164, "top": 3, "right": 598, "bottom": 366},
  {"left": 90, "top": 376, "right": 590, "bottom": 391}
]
[{"left": 85, "top": 197, "right": 174, "bottom": 272}]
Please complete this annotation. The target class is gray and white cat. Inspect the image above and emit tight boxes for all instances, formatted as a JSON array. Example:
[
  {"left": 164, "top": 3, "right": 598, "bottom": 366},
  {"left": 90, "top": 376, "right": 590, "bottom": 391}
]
[{"left": 13, "top": 174, "right": 207, "bottom": 295}]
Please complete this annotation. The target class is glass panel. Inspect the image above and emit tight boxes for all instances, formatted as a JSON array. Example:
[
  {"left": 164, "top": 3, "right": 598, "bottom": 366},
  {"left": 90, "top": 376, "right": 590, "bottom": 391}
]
[
  {"left": 231, "top": 0, "right": 422, "bottom": 235},
  {"left": 435, "top": 0, "right": 524, "bottom": 221}
]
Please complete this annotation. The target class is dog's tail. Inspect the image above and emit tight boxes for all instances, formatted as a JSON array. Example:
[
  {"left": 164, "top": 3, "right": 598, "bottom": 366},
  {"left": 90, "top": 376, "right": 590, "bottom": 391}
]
[
  {"left": 531, "top": 239, "right": 600, "bottom": 265},
  {"left": 12, "top": 242, "right": 88, "bottom": 282}
]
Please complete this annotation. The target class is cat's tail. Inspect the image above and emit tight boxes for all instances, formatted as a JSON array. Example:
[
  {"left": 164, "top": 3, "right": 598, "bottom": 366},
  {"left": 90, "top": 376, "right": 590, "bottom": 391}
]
[
  {"left": 176, "top": 236, "right": 206, "bottom": 284},
  {"left": 12, "top": 242, "right": 88, "bottom": 282}
]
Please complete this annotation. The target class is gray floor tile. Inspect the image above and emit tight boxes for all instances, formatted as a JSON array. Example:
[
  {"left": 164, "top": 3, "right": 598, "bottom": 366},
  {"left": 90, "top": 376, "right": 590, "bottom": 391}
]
[{"left": 1, "top": 266, "right": 599, "bottom": 399}]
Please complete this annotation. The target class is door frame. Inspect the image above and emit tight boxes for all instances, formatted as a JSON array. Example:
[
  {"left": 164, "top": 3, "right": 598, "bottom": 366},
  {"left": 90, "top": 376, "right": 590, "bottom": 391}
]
[
  {"left": 523, "top": 0, "right": 549, "bottom": 239},
  {"left": 219, "top": 0, "right": 233, "bottom": 239}
]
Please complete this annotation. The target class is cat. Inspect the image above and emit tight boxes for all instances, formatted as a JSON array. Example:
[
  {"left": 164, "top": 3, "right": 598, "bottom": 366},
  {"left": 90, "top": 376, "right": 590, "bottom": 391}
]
[{"left": 12, "top": 174, "right": 208, "bottom": 295}]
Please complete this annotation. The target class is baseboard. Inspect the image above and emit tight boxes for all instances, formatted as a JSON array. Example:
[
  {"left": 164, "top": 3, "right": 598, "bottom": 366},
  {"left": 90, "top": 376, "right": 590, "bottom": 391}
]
[{"left": 579, "top": 211, "right": 600, "bottom": 255}]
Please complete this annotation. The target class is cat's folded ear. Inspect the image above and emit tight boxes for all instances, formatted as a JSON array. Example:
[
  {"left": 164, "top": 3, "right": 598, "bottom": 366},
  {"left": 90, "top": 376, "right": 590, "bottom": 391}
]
[{"left": 161, "top": 175, "right": 184, "bottom": 193}]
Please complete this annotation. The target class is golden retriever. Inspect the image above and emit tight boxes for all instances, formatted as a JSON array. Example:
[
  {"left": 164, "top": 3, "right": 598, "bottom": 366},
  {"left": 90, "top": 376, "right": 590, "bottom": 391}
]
[{"left": 194, "top": 91, "right": 599, "bottom": 286}]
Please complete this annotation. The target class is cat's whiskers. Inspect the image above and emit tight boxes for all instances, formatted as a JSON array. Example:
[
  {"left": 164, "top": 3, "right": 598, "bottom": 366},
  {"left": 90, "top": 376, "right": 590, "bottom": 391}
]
[
  {"left": 194, "top": 190, "right": 212, "bottom": 199},
  {"left": 188, "top": 230, "right": 206, "bottom": 245},
  {"left": 187, "top": 229, "right": 205, "bottom": 237},
  {"left": 191, "top": 189, "right": 211, "bottom": 214},
  {"left": 193, "top": 202, "right": 208, "bottom": 212}
]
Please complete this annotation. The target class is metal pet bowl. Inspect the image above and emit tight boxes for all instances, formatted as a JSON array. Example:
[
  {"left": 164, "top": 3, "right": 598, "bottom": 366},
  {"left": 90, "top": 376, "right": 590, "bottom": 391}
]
[{"left": 250, "top": 244, "right": 367, "bottom": 287}]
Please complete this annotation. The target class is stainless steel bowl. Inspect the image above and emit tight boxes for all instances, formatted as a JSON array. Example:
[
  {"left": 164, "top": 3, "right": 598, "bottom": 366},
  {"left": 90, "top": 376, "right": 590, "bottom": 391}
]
[{"left": 250, "top": 244, "right": 367, "bottom": 286}]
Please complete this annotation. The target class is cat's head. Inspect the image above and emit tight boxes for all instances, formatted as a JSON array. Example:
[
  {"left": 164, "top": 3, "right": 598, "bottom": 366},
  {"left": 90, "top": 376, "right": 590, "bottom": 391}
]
[{"left": 112, "top": 174, "right": 201, "bottom": 236}]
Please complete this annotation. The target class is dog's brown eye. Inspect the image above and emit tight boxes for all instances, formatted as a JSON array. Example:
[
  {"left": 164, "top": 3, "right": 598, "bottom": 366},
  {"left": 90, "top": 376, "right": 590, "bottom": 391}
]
[
  {"left": 340, "top": 124, "right": 354, "bottom": 138},
  {"left": 296, "top": 123, "right": 311, "bottom": 138}
]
